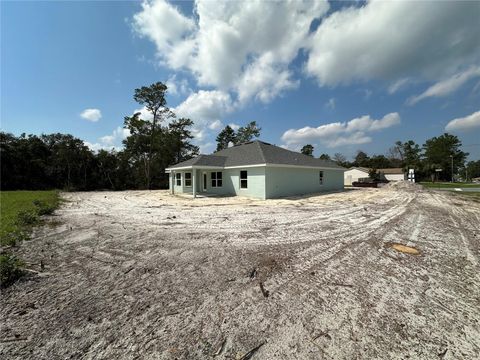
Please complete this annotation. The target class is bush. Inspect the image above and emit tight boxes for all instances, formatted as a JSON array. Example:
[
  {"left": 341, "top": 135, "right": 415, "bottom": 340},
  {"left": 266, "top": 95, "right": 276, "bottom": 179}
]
[
  {"left": 0, "top": 253, "right": 24, "bottom": 288},
  {"left": 33, "top": 199, "right": 56, "bottom": 215},
  {"left": 15, "top": 210, "right": 39, "bottom": 226}
]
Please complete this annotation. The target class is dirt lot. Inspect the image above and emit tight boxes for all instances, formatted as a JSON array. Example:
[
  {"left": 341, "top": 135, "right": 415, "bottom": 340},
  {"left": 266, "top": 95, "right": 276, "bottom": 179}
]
[{"left": 1, "top": 184, "right": 480, "bottom": 359}]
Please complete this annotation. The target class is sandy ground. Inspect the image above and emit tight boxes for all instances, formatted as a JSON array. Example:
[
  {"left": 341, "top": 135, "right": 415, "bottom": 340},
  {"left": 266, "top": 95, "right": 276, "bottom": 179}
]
[{"left": 1, "top": 184, "right": 479, "bottom": 359}]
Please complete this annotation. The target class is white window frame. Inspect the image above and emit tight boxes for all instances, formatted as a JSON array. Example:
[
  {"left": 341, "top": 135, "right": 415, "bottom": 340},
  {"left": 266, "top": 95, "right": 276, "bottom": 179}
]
[
  {"left": 319, "top": 170, "right": 324, "bottom": 185},
  {"left": 240, "top": 170, "right": 248, "bottom": 189},
  {"left": 211, "top": 171, "right": 223, "bottom": 188},
  {"left": 184, "top": 172, "right": 192, "bottom": 187},
  {"left": 175, "top": 173, "right": 182, "bottom": 186}
]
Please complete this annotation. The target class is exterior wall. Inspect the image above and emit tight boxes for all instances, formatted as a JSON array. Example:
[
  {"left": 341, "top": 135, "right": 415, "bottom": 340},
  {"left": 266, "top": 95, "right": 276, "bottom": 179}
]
[
  {"left": 265, "top": 167, "right": 344, "bottom": 198},
  {"left": 171, "top": 170, "right": 195, "bottom": 194},
  {"left": 344, "top": 169, "right": 369, "bottom": 185},
  {"left": 169, "top": 167, "right": 266, "bottom": 199},
  {"left": 384, "top": 173, "right": 405, "bottom": 181}
]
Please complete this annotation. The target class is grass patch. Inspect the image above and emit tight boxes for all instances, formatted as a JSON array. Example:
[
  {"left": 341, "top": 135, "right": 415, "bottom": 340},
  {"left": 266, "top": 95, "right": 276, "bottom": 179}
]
[
  {"left": 419, "top": 182, "right": 479, "bottom": 188},
  {"left": 0, "top": 190, "right": 60, "bottom": 246}
]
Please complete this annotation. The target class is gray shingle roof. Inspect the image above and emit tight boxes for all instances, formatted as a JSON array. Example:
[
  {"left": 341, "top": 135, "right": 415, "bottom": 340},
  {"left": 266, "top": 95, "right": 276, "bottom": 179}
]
[{"left": 168, "top": 141, "right": 345, "bottom": 169}]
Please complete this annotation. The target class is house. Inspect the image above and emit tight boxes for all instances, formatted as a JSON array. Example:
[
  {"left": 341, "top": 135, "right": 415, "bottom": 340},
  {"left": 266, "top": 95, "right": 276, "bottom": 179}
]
[
  {"left": 344, "top": 167, "right": 405, "bottom": 185},
  {"left": 166, "top": 141, "right": 345, "bottom": 199}
]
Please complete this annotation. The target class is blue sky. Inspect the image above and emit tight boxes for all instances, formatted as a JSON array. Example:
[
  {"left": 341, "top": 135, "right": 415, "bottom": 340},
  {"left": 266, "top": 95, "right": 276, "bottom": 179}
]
[{"left": 1, "top": 0, "right": 480, "bottom": 160}]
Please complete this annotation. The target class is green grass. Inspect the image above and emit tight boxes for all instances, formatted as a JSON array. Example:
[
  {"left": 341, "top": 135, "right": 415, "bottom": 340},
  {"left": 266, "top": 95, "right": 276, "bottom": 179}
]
[
  {"left": 0, "top": 190, "right": 60, "bottom": 246},
  {"left": 419, "top": 182, "right": 479, "bottom": 188}
]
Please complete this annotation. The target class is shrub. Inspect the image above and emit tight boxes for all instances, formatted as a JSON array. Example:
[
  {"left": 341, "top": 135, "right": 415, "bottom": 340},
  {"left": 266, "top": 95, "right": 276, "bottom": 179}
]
[
  {"left": 0, "top": 253, "right": 24, "bottom": 288},
  {"left": 15, "top": 210, "right": 39, "bottom": 226},
  {"left": 33, "top": 199, "right": 56, "bottom": 216}
]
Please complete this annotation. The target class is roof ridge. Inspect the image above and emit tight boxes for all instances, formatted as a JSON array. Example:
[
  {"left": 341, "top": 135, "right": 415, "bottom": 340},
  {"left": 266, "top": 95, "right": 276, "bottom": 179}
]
[{"left": 256, "top": 141, "right": 267, "bottom": 163}]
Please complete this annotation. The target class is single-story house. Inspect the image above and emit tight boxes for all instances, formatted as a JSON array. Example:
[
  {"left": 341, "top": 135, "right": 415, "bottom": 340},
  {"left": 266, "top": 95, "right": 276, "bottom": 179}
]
[
  {"left": 344, "top": 167, "right": 406, "bottom": 185},
  {"left": 166, "top": 141, "right": 345, "bottom": 199}
]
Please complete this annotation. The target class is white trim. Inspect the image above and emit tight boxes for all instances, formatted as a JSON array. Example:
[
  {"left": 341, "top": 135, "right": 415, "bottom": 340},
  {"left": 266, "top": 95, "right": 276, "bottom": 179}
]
[
  {"left": 175, "top": 172, "right": 182, "bottom": 186},
  {"left": 265, "top": 163, "right": 345, "bottom": 171},
  {"left": 166, "top": 162, "right": 345, "bottom": 172},
  {"left": 224, "top": 163, "right": 267, "bottom": 169},
  {"left": 202, "top": 172, "right": 207, "bottom": 191},
  {"left": 184, "top": 172, "right": 192, "bottom": 188},
  {"left": 211, "top": 171, "right": 223, "bottom": 188},
  {"left": 239, "top": 170, "right": 248, "bottom": 190}
]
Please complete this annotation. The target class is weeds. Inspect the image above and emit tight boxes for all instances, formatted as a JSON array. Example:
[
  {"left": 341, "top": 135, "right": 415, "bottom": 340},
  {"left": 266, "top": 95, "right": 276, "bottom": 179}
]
[{"left": 0, "top": 253, "right": 24, "bottom": 288}]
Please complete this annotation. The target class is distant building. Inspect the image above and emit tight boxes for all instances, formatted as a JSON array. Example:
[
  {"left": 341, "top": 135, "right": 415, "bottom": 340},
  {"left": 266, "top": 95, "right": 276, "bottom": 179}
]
[{"left": 344, "top": 167, "right": 405, "bottom": 185}]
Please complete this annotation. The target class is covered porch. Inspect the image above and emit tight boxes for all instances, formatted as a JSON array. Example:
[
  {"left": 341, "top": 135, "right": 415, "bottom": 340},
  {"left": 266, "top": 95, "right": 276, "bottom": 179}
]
[{"left": 167, "top": 166, "right": 226, "bottom": 198}]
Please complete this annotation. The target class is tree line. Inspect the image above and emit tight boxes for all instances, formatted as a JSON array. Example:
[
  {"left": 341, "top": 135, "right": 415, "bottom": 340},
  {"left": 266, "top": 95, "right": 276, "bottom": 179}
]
[
  {"left": 1, "top": 82, "right": 199, "bottom": 191},
  {"left": 300, "top": 135, "right": 479, "bottom": 182}
]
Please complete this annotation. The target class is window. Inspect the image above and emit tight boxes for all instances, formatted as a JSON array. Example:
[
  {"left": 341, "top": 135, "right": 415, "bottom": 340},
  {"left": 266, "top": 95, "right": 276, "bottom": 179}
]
[
  {"left": 185, "top": 172, "right": 192, "bottom": 187},
  {"left": 319, "top": 171, "right": 324, "bottom": 185},
  {"left": 240, "top": 170, "right": 248, "bottom": 189},
  {"left": 211, "top": 171, "right": 223, "bottom": 188},
  {"left": 175, "top": 173, "right": 181, "bottom": 186}
]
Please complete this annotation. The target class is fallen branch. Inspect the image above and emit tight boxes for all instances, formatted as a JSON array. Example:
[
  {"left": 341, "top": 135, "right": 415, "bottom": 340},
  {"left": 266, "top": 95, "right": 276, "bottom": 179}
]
[
  {"left": 239, "top": 341, "right": 266, "bottom": 360},
  {"left": 259, "top": 282, "right": 269, "bottom": 298}
]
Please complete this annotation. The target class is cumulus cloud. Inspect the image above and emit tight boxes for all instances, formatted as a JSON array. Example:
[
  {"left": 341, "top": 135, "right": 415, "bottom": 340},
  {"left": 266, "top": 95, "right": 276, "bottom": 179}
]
[
  {"left": 173, "top": 90, "right": 234, "bottom": 141},
  {"left": 281, "top": 112, "right": 400, "bottom": 148},
  {"left": 80, "top": 108, "right": 102, "bottom": 122},
  {"left": 445, "top": 110, "right": 480, "bottom": 132},
  {"left": 229, "top": 123, "right": 240, "bottom": 131},
  {"left": 133, "top": 0, "right": 329, "bottom": 104},
  {"left": 85, "top": 126, "right": 131, "bottom": 151},
  {"left": 306, "top": 1, "right": 480, "bottom": 86},
  {"left": 407, "top": 66, "right": 480, "bottom": 105}
]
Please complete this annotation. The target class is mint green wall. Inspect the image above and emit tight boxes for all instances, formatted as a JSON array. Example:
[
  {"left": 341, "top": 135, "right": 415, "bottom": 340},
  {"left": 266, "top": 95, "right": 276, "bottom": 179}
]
[
  {"left": 265, "top": 167, "right": 344, "bottom": 198},
  {"left": 195, "top": 167, "right": 266, "bottom": 199},
  {"left": 170, "top": 166, "right": 344, "bottom": 199}
]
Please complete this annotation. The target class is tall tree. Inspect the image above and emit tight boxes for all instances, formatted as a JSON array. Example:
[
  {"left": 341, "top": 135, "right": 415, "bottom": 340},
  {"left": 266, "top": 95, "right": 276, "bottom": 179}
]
[
  {"left": 333, "top": 153, "right": 348, "bottom": 167},
  {"left": 216, "top": 125, "right": 236, "bottom": 151},
  {"left": 168, "top": 118, "right": 199, "bottom": 164},
  {"left": 301, "top": 144, "right": 314, "bottom": 156},
  {"left": 423, "top": 133, "right": 468, "bottom": 181},
  {"left": 235, "top": 121, "right": 261, "bottom": 144},
  {"left": 319, "top": 153, "right": 331, "bottom": 161},
  {"left": 354, "top": 150, "right": 370, "bottom": 167},
  {"left": 133, "top": 82, "right": 172, "bottom": 189}
]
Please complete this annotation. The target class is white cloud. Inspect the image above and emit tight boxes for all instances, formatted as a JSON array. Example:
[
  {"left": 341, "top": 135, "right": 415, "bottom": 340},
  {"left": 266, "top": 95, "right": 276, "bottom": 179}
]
[
  {"left": 173, "top": 90, "right": 234, "bottom": 141},
  {"left": 281, "top": 112, "right": 400, "bottom": 148},
  {"left": 174, "top": 90, "right": 233, "bottom": 124},
  {"left": 133, "top": 0, "right": 329, "bottom": 104},
  {"left": 407, "top": 66, "right": 480, "bottom": 105},
  {"left": 165, "top": 74, "right": 191, "bottom": 96},
  {"left": 228, "top": 123, "right": 240, "bottom": 131},
  {"left": 445, "top": 110, "right": 480, "bottom": 132},
  {"left": 306, "top": 1, "right": 480, "bottom": 86},
  {"left": 388, "top": 78, "right": 411, "bottom": 94},
  {"left": 325, "top": 98, "right": 335, "bottom": 110},
  {"left": 208, "top": 120, "right": 223, "bottom": 130},
  {"left": 85, "top": 126, "right": 131, "bottom": 151},
  {"left": 80, "top": 108, "right": 102, "bottom": 122},
  {"left": 133, "top": 106, "right": 153, "bottom": 121}
]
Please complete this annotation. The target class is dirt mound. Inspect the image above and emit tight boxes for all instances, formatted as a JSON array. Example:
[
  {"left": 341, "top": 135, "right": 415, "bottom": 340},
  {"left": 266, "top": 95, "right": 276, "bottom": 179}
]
[{"left": 384, "top": 180, "right": 423, "bottom": 191}]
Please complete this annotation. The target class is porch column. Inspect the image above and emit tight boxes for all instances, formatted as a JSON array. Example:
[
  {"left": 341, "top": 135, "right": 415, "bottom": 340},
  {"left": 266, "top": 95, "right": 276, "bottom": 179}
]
[
  {"left": 170, "top": 171, "right": 174, "bottom": 195},
  {"left": 192, "top": 168, "right": 196, "bottom": 198}
]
